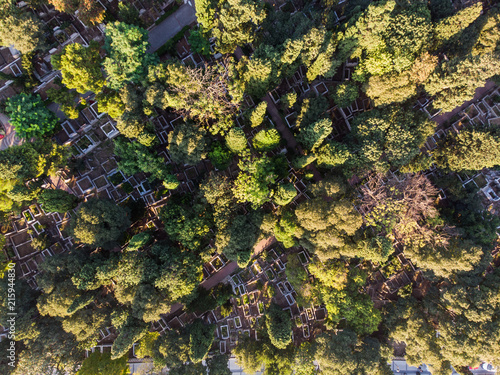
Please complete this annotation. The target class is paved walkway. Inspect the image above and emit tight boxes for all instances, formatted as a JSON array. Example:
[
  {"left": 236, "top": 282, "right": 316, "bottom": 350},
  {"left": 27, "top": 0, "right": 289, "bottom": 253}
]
[
  {"left": 433, "top": 80, "right": 497, "bottom": 126},
  {"left": 147, "top": 3, "right": 197, "bottom": 53},
  {"left": 0, "top": 113, "right": 23, "bottom": 150}
]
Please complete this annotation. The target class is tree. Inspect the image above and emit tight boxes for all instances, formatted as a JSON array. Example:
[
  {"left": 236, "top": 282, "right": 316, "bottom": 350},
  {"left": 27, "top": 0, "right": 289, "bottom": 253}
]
[
  {"left": 127, "top": 232, "right": 152, "bottom": 251},
  {"left": 0, "top": 12, "right": 43, "bottom": 54},
  {"left": 315, "top": 330, "right": 391, "bottom": 375},
  {"left": 273, "top": 183, "right": 297, "bottom": 206},
  {"left": 266, "top": 303, "right": 292, "bottom": 349},
  {"left": 159, "top": 194, "right": 212, "bottom": 251},
  {"left": 188, "top": 29, "right": 212, "bottom": 56},
  {"left": 195, "top": 0, "right": 216, "bottom": 31},
  {"left": 280, "top": 93, "right": 297, "bottom": 110},
  {"left": 331, "top": 81, "right": 359, "bottom": 108},
  {"left": 233, "top": 155, "right": 276, "bottom": 208},
  {"left": 5, "top": 94, "right": 58, "bottom": 139},
  {"left": 285, "top": 253, "right": 314, "bottom": 306},
  {"left": 212, "top": 0, "right": 266, "bottom": 54},
  {"left": 96, "top": 89, "right": 126, "bottom": 119},
  {"left": 51, "top": 42, "right": 105, "bottom": 94},
  {"left": 253, "top": 128, "right": 281, "bottom": 151},
  {"left": 118, "top": 2, "right": 142, "bottom": 27},
  {"left": 48, "top": 0, "right": 104, "bottom": 25},
  {"left": 430, "top": 0, "right": 453, "bottom": 21},
  {"left": 351, "top": 106, "right": 435, "bottom": 171},
  {"left": 226, "top": 128, "right": 248, "bottom": 153},
  {"left": 433, "top": 127, "right": 500, "bottom": 171},
  {"left": 297, "top": 118, "right": 332, "bottom": 151},
  {"left": 209, "top": 144, "right": 233, "bottom": 170},
  {"left": 221, "top": 213, "right": 261, "bottom": 267},
  {"left": 424, "top": 54, "right": 500, "bottom": 112},
  {"left": 113, "top": 138, "right": 179, "bottom": 189},
  {"left": 273, "top": 210, "right": 298, "bottom": 249},
  {"left": 70, "top": 199, "right": 130, "bottom": 249},
  {"left": 316, "top": 141, "right": 351, "bottom": 168},
  {"left": 294, "top": 178, "right": 362, "bottom": 260},
  {"left": 38, "top": 189, "right": 78, "bottom": 213},
  {"left": 249, "top": 102, "right": 267, "bottom": 128},
  {"left": 47, "top": 86, "right": 80, "bottom": 119},
  {"left": 146, "top": 61, "right": 237, "bottom": 131},
  {"left": 0, "top": 140, "right": 66, "bottom": 182},
  {"left": 189, "top": 319, "right": 215, "bottom": 363},
  {"left": 472, "top": 9, "right": 500, "bottom": 56},
  {"left": 340, "top": 1, "right": 432, "bottom": 81},
  {"left": 104, "top": 22, "right": 158, "bottom": 90},
  {"left": 293, "top": 342, "right": 317, "bottom": 375},
  {"left": 433, "top": 3, "right": 482, "bottom": 48},
  {"left": 360, "top": 173, "right": 448, "bottom": 253},
  {"left": 135, "top": 332, "right": 160, "bottom": 359},
  {"left": 167, "top": 122, "right": 208, "bottom": 165},
  {"left": 111, "top": 317, "right": 149, "bottom": 359},
  {"left": 200, "top": 173, "right": 239, "bottom": 252},
  {"left": 206, "top": 354, "right": 231, "bottom": 375}
]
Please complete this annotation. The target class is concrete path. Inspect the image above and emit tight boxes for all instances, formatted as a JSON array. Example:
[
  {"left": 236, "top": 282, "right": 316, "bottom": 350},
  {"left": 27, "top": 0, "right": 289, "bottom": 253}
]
[
  {"left": 0, "top": 113, "right": 23, "bottom": 151},
  {"left": 147, "top": 3, "right": 197, "bottom": 53}
]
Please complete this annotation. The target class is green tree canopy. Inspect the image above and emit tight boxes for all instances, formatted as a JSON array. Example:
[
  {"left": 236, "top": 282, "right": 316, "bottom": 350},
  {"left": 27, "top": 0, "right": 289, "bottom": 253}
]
[
  {"left": 5, "top": 94, "right": 58, "bottom": 139},
  {"left": 433, "top": 127, "right": 500, "bottom": 171},
  {"left": 212, "top": 0, "right": 267, "bottom": 54},
  {"left": 52, "top": 42, "right": 105, "bottom": 94},
  {"left": 226, "top": 127, "right": 248, "bottom": 154},
  {"left": 0, "top": 11, "right": 43, "bottom": 54},
  {"left": 104, "top": 22, "right": 158, "bottom": 89},
  {"left": 70, "top": 199, "right": 131, "bottom": 249},
  {"left": 114, "top": 137, "right": 179, "bottom": 189},
  {"left": 189, "top": 319, "right": 215, "bottom": 363},
  {"left": 38, "top": 189, "right": 78, "bottom": 213},
  {"left": 266, "top": 302, "right": 292, "bottom": 349},
  {"left": 253, "top": 128, "right": 281, "bottom": 151},
  {"left": 351, "top": 106, "right": 435, "bottom": 172},
  {"left": 167, "top": 122, "right": 208, "bottom": 165}
]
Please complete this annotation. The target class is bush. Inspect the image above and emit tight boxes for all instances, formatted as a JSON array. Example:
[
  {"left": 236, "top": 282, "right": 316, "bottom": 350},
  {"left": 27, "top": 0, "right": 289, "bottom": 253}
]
[
  {"left": 293, "top": 154, "right": 317, "bottom": 169},
  {"left": 127, "top": 232, "right": 152, "bottom": 251}
]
